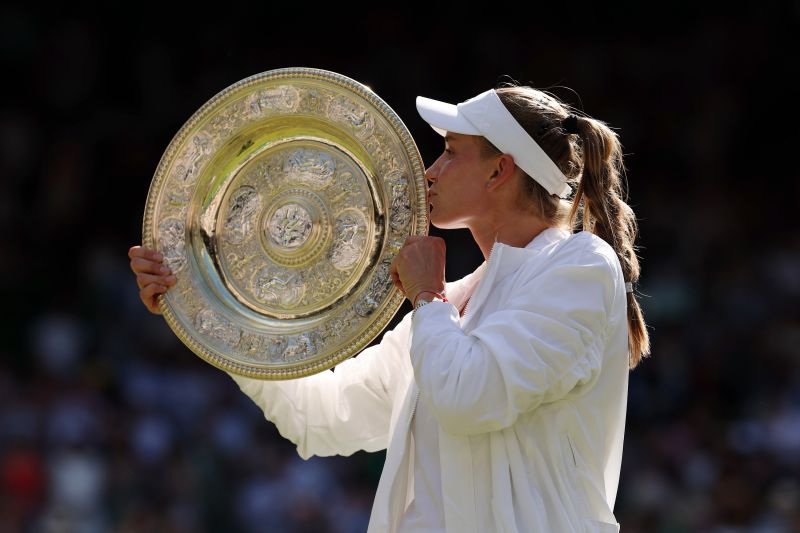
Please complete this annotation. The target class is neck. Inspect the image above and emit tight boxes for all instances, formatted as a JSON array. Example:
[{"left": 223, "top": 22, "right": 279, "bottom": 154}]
[{"left": 469, "top": 213, "right": 552, "bottom": 260}]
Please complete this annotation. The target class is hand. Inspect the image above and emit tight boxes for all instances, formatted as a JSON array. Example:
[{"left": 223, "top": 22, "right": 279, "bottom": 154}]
[
  {"left": 389, "top": 236, "right": 446, "bottom": 305},
  {"left": 128, "top": 245, "right": 177, "bottom": 315}
]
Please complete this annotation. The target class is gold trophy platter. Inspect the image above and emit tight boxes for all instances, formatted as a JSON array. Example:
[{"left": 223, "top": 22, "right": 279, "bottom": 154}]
[{"left": 142, "top": 68, "right": 427, "bottom": 379}]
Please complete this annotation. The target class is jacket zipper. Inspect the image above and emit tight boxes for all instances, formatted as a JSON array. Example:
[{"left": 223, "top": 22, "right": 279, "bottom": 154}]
[
  {"left": 410, "top": 389, "right": 420, "bottom": 420},
  {"left": 460, "top": 239, "right": 499, "bottom": 320}
]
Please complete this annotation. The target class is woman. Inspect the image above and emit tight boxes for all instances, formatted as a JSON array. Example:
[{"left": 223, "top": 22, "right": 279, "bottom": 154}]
[{"left": 129, "top": 83, "right": 650, "bottom": 532}]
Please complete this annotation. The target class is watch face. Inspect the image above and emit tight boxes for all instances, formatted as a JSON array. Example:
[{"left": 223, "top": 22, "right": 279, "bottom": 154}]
[
  {"left": 415, "top": 296, "right": 440, "bottom": 309},
  {"left": 143, "top": 67, "right": 428, "bottom": 380}
]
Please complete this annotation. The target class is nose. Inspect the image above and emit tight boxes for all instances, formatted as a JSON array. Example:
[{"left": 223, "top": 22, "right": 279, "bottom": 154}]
[{"left": 425, "top": 164, "right": 438, "bottom": 184}]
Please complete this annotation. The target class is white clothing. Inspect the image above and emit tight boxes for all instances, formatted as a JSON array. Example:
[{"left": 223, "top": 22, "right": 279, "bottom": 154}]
[
  {"left": 398, "top": 278, "right": 476, "bottom": 532},
  {"left": 228, "top": 227, "right": 629, "bottom": 532},
  {"left": 396, "top": 394, "right": 446, "bottom": 532}
]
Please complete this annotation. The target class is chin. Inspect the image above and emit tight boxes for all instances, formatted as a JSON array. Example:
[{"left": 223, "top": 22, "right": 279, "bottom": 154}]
[{"left": 429, "top": 213, "right": 464, "bottom": 230}]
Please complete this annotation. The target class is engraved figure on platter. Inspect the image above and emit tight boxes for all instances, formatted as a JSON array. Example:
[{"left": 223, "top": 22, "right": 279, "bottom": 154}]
[
  {"left": 330, "top": 211, "right": 366, "bottom": 270},
  {"left": 386, "top": 170, "right": 412, "bottom": 230},
  {"left": 267, "top": 204, "right": 313, "bottom": 249},
  {"left": 283, "top": 149, "right": 335, "bottom": 188},
  {"left": 195, "top": 309, "right": 241, "bottom": 348},
  {"left": 167, "top": 188, "right": 192, "bottom": 205},
  {"left": 253, "top": 267, "right": 305, "bottom": 307},
  {"left": 321, "top": 314, "right": 350, "bottom": 344},
  {"left": 282, "top": 333, "right": 317, "bottom": 361},
  {"left": 224, "top": 186, "right": 261, "bottom": 245},
  {"left": 158, "top": 218, "right": 187, "bottom": 272},
  {"left": 265, "top": 336, "right": 288, "bottom": 360},
  {"left": 238, "top": 331, "right": 266, "bottom": 359},
  {"left": 246, "top": 85, "right": 301, "bottom": 117},
  {"left": 327, "top": 96, "right": 375, "bottom": 137},
  {"left": 354, "top": 260, "right": 391, "bottom": 317},
  {"left": 206, "top": 98, "right": 248, "bottom": 139},
  {"left": 299, "top": 89, "right": 321, "bottom": 113},
  {"left": 177, "top": 133, "right": 210, "bottom": 184}
]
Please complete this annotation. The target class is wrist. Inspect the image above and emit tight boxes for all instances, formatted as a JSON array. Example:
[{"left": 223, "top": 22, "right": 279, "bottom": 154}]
[{"left": 412, "top": 290, "right": 447, "bottom": 307}]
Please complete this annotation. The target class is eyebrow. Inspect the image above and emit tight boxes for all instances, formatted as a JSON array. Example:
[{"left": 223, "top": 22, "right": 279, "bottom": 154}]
[{"left": 444, "top": 135, "right": 459, "bottom": 144}]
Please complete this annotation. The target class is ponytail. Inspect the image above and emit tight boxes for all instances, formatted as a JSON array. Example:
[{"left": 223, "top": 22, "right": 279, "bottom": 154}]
[{"left": 567, "top": 116, "right": 651, "bottom": 368}]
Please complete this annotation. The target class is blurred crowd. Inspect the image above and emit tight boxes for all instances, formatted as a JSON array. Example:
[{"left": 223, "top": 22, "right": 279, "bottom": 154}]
[{"left": 2, "top": 7, "right": 799, "bottom": 532}]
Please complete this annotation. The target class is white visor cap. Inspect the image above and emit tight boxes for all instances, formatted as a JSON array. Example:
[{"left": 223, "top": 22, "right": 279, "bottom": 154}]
[{"left": 416, "top": 89, "right": 571, "bottom": 198}]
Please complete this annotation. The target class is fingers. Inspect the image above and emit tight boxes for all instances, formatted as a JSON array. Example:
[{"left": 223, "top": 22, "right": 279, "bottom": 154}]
[
  {"left": 129, "top": 244, "right": 169, "bottom": 277},
  {"left": 130, "top": 245, "right": 173, "bottom": 315},
  {"left": 136, "top": 272, "right": 177, "bottom": 291},
  {"left": 129, "top": 246, "right": 164, "bottom": 272},
  {"left": 389, "top": 259, "right": 405, "bottom": 293},
  {"left": 130, "top": 256, "right": 171, "bottom": 276},
  {"left": 140, "top": 282, "right": 167, "bottom": 315},
  {"left": 129, "top": 245, "right": 163, "bottom": 262}
]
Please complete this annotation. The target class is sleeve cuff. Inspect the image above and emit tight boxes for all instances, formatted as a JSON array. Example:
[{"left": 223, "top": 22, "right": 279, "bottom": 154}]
[
  {"left": 411, "top": 298, "right": 456, "bottom": 321},
  {"left": 410, "top": 300, "right": 462, "bottom": 362}
]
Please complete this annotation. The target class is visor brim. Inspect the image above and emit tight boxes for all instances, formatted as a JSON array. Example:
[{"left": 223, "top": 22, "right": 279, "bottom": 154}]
[{"left": 416, "top": 96, "right": 481, "bottom": 137}]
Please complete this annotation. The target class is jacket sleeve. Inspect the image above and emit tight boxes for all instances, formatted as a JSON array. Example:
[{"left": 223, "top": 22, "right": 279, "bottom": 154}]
[
  {"left": 409, "top": 244, "right": 619, "bottom": 436},
  {"left": 227, "top": 311, "right": 413, "bottom": 459}
]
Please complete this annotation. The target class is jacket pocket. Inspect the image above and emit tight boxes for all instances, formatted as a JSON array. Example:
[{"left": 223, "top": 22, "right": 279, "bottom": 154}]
[
  {"left": 560, "top": 432, "right": 588, "bottom": 518},
  {"left": 562, "top": 433, "right": 620, "bottom": 529},
  {"left": 564, "top": 432, "right": 579, "bottom": 468}
]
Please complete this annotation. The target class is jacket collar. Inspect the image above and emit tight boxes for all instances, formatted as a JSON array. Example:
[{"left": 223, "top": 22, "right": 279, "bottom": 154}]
[
  {"left": 493, "top": 226, "right": 571, "bottom": 283},
  {"left": 445, "top": 227, "right": 572, "bottom": 313}
]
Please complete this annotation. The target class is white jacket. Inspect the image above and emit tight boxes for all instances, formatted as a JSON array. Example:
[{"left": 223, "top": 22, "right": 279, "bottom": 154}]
[{"left": 228, "top": 227, "right": 629, "bottom": 532}]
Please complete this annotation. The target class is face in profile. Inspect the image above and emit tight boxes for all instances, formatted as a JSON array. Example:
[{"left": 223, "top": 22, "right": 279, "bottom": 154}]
[{"left": 425, "top": 132, "right": 498, "bottom": 230}]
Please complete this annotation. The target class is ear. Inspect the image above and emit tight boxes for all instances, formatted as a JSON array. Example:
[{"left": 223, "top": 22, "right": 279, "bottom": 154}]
[{"left": 485, "top": 153, "right": 518, "bottom": 191}]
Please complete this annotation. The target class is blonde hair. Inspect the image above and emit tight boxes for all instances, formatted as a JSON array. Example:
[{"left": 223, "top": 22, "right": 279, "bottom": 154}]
[{"left": 480, "top": 84, "right": 650, "bottom": 368}]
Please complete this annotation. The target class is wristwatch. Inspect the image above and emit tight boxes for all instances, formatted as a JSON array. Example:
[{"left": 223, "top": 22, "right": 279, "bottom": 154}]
[{"left": 413, "top": 295, "right": 445, "bottom": 317}]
